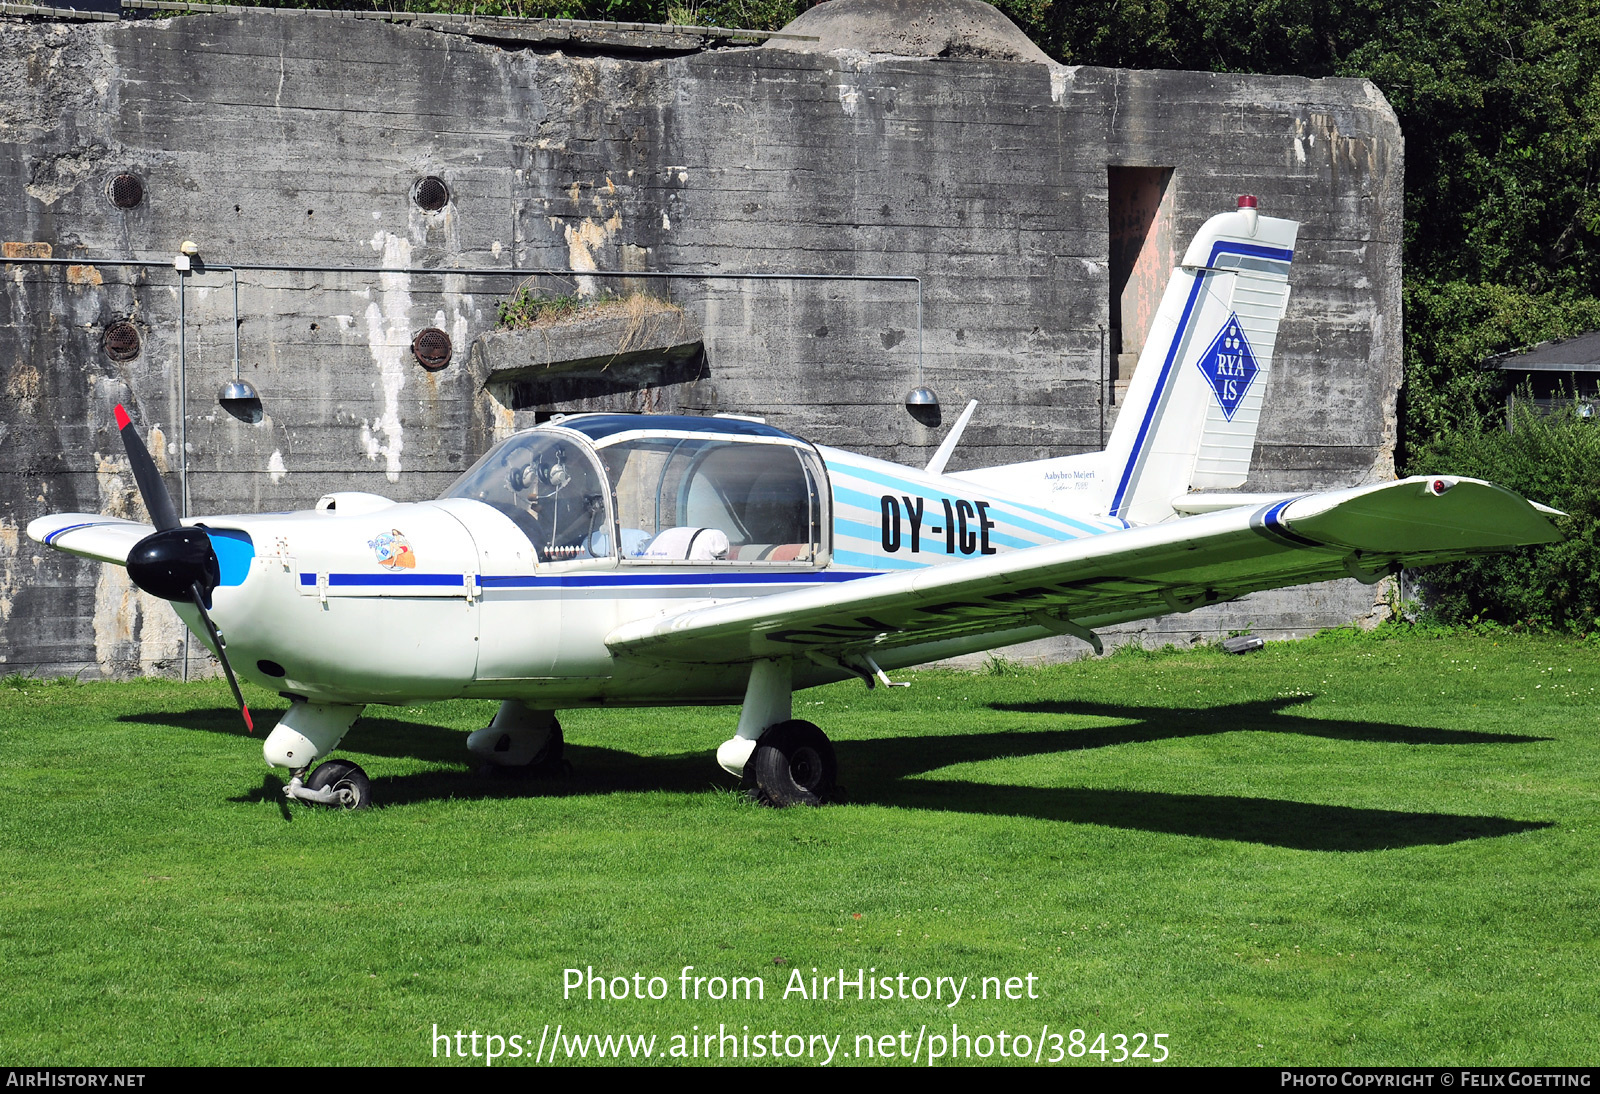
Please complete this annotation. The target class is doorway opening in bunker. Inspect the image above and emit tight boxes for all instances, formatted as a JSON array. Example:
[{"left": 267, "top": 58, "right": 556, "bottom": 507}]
[{"left": 1108, "top": 165, "right": 1176, "bottom": 407}]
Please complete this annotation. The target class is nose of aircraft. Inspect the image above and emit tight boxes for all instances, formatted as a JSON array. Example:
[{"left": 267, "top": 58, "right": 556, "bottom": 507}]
[{"left": 126, "top": 526, "right": 221, "bottom": 605}]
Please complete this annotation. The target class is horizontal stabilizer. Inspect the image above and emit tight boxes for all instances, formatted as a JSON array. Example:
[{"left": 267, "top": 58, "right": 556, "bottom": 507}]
[{"left": 1173, "top": 492, "right": 1298, "bottom": 515}]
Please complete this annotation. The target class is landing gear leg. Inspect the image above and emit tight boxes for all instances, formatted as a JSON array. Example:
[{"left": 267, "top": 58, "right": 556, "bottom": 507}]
[
  {"left": 266, "top": 701, "right": 371, "bottom": 808},
  {"left": 718, "top": 660, "right": 839, "bottom": 807},
  {"left": 718, "top": 659, "right": 791, "bottom": 777}
]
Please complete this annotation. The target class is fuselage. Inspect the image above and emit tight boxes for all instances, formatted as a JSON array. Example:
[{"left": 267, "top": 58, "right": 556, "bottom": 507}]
[{"left": 194, "top": 414, "right": 1120, "bottom": 709}]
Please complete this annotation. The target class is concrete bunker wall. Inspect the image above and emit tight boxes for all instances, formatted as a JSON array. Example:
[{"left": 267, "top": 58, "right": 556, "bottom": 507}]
[{"left": 0, "top": 8, "right": 1402, "bottom": 677}]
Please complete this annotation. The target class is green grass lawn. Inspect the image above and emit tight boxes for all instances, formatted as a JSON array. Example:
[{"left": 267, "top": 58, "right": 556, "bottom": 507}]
[{"left": 1, "top": 629, "right": 1596, "bottom": 1066}]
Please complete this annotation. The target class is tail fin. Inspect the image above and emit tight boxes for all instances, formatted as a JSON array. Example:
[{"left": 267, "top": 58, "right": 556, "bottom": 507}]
[
  {"left": 950, "top": 199, "right": 1298, "bottom": 525},
  {"left": 1102, "top": 200, "right": 1299, "bottom": 523}
]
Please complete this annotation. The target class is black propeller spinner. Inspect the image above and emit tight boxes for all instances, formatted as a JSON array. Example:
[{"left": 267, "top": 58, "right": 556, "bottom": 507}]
[{"left": 115, "top": 404, "right": 253, "bottom": 732}]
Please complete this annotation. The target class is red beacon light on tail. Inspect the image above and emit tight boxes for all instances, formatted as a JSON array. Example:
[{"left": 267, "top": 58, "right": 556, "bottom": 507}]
[{"left": 1238, "top": 194, "right": 1259, "bottom": 235}]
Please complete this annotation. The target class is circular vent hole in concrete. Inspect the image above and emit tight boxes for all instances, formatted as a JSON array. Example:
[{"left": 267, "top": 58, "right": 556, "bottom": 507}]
[
  {"left": 107, "top": 174, "right": 144, "bottom": 209},
  {"left": 412, "top": 176, "right": 450, "bottom": 212},
  {"left": 412, "top": 328, "right": 452, "bottom": 371},
  {"left": 102, "top": 320, "right": 141, "bottom": 362}
]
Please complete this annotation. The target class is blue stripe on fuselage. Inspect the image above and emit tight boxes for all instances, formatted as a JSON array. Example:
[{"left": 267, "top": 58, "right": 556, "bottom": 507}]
[{"left": 300, "top": 570, "right": 884, "bottom": 589}]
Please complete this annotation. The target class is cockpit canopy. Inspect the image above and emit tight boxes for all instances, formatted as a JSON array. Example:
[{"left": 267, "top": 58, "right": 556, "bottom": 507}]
[{"left": 439, "top": 414, "right": 830, "bottom": 566}]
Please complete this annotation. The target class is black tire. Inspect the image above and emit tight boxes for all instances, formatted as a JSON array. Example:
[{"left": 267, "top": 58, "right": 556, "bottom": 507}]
[
  {"left": 749, "top": 719, "right": 836, "bottom": 807},
  {"left": 305, "top": 759, "right": 371, "bottom": 810}
]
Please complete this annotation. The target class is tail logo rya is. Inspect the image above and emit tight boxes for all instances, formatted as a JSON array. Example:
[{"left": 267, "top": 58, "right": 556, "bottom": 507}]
[{"left": 1198, "top": 314, "right": 1258, "bottom": 420}]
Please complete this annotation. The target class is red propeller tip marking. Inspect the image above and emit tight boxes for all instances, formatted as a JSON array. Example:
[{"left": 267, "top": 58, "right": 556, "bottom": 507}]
[
  {"left": 243, "top": 706, "right": 254, "bottom": 734},
  {"left": 114, "top": 404, "right": 132, "bottom": 430}
]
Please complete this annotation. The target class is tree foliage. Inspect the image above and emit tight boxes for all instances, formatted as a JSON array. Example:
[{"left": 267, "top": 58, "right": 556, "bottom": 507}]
[
  {"left": 1016, "top": 1, "right": 1600, "bottom": 454},
  {"left": 1410, "top": 403, "right": 1600, "bottom": 631}
]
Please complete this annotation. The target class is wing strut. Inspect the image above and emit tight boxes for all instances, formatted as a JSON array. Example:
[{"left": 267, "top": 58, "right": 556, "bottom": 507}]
[{"left": 1027, "top": 612, "right": 1103, "bottom": 655}]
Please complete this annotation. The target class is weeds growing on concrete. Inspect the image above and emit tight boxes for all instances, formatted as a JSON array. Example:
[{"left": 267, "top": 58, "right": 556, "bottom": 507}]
[{"left": 496, "top": 286, "right": 618, "bottom": 328}]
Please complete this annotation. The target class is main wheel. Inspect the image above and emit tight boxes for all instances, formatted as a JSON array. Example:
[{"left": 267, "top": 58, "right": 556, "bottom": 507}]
[
  {"left": 305, "top": 759, "right": 371, "bottom": 810},
  {"left": 748, "top": 720, "right": 836, "bottom": 807}
]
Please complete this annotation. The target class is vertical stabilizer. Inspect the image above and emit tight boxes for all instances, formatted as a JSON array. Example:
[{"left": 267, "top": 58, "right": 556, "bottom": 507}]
[
  {"left": 950, "top": 198, "right": 1298, "bottom": 523},
  {"left": 1102, "top": 199, "right": 1298, "bottom": 524}
]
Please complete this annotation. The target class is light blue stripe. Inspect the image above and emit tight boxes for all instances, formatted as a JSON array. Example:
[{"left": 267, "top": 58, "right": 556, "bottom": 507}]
[
  {"left": 833, "top": 549, "right": 923, "bottom": 570},
  {"left": 834, "top": 517, "right": 886, "bottom": 543},
  {"left": 981, "top": 507, "right": 1091, "bottom": 543},
  {"left": 976, "top": 528, "right": 1036, "bottom": 551},
  {"left": 984, "top": 495, "right": 1119, "bottom": 535},
  {"left": 833, "top": 484, "right": 902, "bottom": 515},
  {"left": 833, "top": 463, "right": 1106, "bottom": 537},
  {"left": 829, "top": 462, "right": 949, "bottom": 502}
]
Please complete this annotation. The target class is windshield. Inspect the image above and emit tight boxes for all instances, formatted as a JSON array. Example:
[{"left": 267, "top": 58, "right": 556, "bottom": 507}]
[{"left": 440, "top": 432, "right": 612, "bottom": 562}]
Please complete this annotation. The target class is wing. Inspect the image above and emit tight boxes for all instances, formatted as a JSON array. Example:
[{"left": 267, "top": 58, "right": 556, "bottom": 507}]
[
  {"left": 605, "top": 477, "right": 1562, "bottom": 667},
  {"left": 26, "top": 513, "right": 154, "bottom": 565}
]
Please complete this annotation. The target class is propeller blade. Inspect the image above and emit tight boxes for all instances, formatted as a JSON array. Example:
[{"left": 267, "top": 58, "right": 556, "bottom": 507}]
[
  {"left": 190, "top": 582, "right": 253, "bottom": 734},
  {"left": 114, "top": 403, "right": 181, "bottom": 532},
  {"left": 114, "top": 407, "right": 252, "bottom": 733}
]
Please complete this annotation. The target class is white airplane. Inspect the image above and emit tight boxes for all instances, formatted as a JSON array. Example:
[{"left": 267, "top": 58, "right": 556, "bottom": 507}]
[{"left": 28, "top": 198, "right": 1562, "bottom": 809}]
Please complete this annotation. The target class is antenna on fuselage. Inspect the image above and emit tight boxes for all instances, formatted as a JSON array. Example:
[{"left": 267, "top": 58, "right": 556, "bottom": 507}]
[{"left": 925, "top": 400, "right": 979, "bottom": 476}]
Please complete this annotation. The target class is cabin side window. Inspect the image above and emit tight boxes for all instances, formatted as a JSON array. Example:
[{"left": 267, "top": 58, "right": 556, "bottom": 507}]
[{"left": 599, "top": 438, "right": 828, "bottom": 565}]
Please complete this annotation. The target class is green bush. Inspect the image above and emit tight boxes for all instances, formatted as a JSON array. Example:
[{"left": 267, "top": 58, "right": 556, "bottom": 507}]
[
  {"left": 1402, "top": 283, "right": 1600, "bottom": 464},
  {"left": 1410, "top": 402, "right": 1600, "bottom": 632}
]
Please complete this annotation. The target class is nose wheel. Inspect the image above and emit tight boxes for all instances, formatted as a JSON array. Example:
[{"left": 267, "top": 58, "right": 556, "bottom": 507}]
[{"left": 284, "top": 758, "right": 372, "bottom": 810}]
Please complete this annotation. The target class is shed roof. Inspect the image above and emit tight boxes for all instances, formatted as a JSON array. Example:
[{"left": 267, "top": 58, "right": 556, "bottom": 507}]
[{"left": 1491, "top": 330, "right": 1600, "bottom": 373}]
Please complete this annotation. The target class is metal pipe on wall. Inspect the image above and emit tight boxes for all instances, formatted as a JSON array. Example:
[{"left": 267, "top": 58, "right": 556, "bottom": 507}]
[{"left": 1, "top": 255, "right": 925, "bottom": 375}]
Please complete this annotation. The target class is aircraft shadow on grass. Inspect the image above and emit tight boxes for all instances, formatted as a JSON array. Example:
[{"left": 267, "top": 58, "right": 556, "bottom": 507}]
[{"left": 130, "top": 695, "right": 1552, "bottom": 851}]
